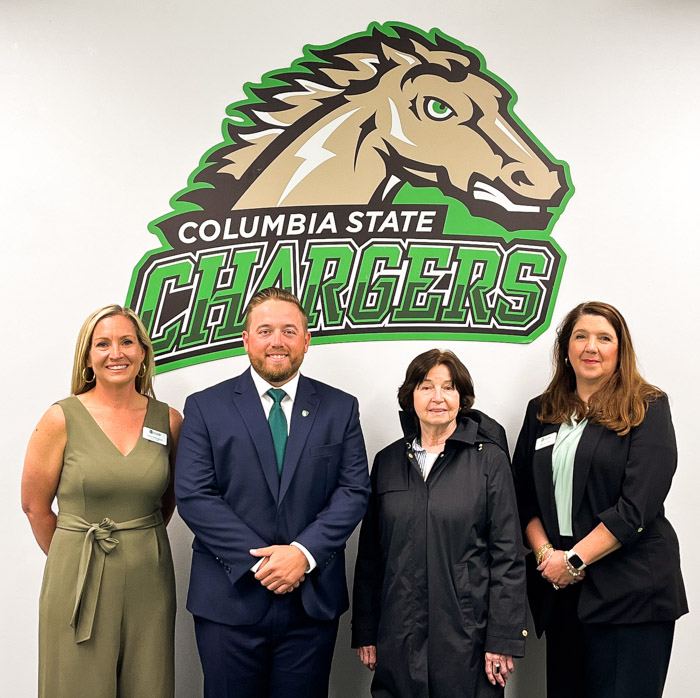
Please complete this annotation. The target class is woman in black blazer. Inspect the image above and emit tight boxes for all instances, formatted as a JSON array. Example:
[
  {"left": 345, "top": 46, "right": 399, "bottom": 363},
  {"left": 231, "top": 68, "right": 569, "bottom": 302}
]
[{"left": 512, "top": 301, "right": 687, "bottom": 698}]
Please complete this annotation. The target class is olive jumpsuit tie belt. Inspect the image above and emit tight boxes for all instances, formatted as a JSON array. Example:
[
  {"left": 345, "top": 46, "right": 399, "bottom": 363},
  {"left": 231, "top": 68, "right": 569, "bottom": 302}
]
[{"left": 56, "top": 510, "right": 164, "bottom": 643}]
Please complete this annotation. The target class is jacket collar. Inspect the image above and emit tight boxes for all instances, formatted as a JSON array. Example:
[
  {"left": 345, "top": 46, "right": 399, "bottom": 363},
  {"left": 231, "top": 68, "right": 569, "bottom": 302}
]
[
  {"left": 232, "top": 369, "right": 280, "bottom": 499},
  {"left": 399, "top": 409, "right": 507, "bottom": 453}
]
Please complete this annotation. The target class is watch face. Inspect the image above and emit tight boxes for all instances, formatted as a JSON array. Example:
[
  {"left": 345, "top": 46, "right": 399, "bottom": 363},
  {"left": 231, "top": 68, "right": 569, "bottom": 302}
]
[{"left": 569, "top": 553, "right": 584, "bottom": 569}]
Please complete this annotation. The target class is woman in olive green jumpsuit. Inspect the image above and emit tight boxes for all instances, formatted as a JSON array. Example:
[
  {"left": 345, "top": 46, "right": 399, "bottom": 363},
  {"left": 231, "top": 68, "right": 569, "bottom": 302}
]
[{"left": 21, "top": 305, "right": 182, "bottom": 697}]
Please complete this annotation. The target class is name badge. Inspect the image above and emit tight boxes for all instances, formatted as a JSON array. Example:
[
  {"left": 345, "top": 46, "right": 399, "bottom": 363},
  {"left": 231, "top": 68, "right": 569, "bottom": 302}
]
[
  {"left": 535, "top": 432, "right": 557, "bottom": 450},
  {"left": 143, "top": 427, "right": 168, "bottom": 446}
]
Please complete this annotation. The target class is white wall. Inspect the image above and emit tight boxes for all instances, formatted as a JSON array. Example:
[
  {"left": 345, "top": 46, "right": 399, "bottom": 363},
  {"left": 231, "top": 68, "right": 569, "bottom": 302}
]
[{"left": 2, "top": 1, "right": 698, "bottom": 695}]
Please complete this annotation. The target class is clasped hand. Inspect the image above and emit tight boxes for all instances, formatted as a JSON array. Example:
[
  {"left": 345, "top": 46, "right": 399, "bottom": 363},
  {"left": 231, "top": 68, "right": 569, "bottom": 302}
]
[
  {"left": 356, "top": 645, "right": 377, "bottom": 671},
  {"left": 537, "top": 549, "right": 585, "bottom": 587},
  {"left": 250, "top": 545, "right": 307, "bottom": 594},
  {"left": 485, "top": 652, "right": 514, "bottom": 687}
]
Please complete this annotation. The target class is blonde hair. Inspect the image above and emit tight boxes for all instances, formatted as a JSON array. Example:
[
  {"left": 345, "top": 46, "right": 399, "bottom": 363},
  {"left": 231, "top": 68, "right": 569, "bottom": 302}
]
[{"left": 71, "top": 305, "right": 156, "bottom": 397}]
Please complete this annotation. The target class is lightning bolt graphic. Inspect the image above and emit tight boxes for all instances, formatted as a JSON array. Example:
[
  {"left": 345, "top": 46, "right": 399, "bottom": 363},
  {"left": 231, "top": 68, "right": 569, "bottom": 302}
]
[{"left": 277, "top": 107, "right": 361, "bottom": 206}]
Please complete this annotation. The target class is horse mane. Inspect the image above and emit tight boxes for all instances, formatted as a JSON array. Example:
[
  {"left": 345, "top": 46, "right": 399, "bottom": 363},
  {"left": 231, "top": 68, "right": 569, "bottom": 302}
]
[{"left": 178, "top": 24, "right": 483, "bottom": 212}]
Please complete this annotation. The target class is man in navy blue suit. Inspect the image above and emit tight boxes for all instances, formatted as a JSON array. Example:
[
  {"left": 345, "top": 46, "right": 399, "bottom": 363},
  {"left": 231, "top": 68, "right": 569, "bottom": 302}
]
[{"left": 175, "top": 287, "right": 370, "bottom": 698}]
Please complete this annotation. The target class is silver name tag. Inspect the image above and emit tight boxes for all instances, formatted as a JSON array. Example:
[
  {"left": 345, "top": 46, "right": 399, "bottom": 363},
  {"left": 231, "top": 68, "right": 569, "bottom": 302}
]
[
  {"left": 535, "top": 432, "right": 557, "bottom": 450},
  {"left": 143, "top": 427, "right": 168, "bottom": 445}
]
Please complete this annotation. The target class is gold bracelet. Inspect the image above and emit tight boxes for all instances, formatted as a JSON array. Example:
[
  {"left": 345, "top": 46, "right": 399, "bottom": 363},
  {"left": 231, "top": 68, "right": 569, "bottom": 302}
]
[{"left": 535, "top": 542, "right": 553, "bottom": 565}]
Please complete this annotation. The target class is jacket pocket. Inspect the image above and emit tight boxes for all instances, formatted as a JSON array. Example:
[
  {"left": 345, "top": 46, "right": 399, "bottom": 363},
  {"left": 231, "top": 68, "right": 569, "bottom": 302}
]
[
  {"left": 310, "top": 442, "right": 343, "bottom": 495},
  {"left": 454, "top": 561, "right": 475, "bottom": 623},
  {"left": 310, "top": 442, "right": 343, "bottom": 459}
]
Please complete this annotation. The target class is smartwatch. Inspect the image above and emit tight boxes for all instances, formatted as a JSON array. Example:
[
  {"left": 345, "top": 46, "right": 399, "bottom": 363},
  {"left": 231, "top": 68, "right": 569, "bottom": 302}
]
[{"left": 567, "top": 549, "right": 587, "bottom": 570}]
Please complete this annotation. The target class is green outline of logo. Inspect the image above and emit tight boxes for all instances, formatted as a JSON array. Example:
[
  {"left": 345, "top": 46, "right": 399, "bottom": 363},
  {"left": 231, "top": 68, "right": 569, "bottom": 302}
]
[{"left": 126, "top": 21, "right": 574, "bottom": 373}]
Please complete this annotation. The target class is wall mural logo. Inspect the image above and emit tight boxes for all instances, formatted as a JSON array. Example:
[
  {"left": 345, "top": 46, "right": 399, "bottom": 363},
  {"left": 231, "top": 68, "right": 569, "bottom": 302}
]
[{"left": 126, "top": 22, "right": 573, "bottom": 372}]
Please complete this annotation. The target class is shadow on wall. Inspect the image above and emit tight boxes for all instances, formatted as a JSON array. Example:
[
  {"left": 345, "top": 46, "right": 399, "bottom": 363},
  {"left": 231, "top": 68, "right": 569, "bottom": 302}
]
[{"left": 169, "top": 516, "right": 202, "bottom": 697}]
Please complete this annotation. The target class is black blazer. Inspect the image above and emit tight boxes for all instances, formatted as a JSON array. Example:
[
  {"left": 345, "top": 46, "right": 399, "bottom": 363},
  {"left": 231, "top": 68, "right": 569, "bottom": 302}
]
[{"left": 512, "top": 395, "right": 687, "bottom": 635}]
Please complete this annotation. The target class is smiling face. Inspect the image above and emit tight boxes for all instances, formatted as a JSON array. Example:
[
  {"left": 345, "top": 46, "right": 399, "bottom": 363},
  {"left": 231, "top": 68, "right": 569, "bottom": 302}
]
[
  {"left": 413, "top": 363, "right": 461, "bottom": 434},
  {"left": 242, "top": 299, "right": 310, "bottom": 386},
  {"left": 568, "top": 313, "right": 619, "bottom": 399},
  {"left": 87, "top": 314, "right": 146, "bottom": 389}
]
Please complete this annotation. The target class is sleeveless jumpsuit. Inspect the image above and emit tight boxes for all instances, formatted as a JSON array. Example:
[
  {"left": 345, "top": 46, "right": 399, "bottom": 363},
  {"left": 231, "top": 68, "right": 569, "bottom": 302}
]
[{"left": 38, "top": 396, "right": 176, "bottom": 697}]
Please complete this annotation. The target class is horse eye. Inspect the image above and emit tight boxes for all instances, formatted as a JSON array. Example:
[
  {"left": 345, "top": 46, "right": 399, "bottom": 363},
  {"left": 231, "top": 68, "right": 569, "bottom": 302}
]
[{"left": 423, "top": 97, "right": 455, "bottom": 121}]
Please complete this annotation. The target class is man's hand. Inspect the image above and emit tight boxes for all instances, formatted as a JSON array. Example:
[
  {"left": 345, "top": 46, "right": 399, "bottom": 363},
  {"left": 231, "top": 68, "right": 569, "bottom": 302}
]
[{"left": 250, "top": 545, "right": 308, "bottom": 594}]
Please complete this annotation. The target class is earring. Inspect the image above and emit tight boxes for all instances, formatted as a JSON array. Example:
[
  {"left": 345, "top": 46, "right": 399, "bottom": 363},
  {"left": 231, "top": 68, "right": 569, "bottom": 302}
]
[
  {"left": 82, "top": 366, "right": 96, "bottom": 383},
  {"left": 138, "top": 363, "right": 147, "bottom": 378},
  {"left": 565, "top": 357, "right": 570, "bottom": 366}
]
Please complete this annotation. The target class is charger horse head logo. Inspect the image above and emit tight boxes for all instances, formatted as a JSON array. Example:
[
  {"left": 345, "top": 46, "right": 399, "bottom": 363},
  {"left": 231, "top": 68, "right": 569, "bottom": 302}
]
[{"left": 194, "top": 26, "right": 569, "bottom": 233}]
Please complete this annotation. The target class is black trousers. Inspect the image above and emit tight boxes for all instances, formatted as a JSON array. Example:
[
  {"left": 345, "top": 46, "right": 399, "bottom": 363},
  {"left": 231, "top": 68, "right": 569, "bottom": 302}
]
[
  {"left": 544, "top": 583, "right": 675, "bottom": 698},
  {"left": 194, "top": 590, "right": 340, "bottom": 698}
]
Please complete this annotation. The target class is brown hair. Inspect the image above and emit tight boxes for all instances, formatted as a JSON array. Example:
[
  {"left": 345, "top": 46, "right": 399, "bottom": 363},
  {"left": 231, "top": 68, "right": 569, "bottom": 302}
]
[
  {"left": 539, "top": 301, "right": 662, "bottom": 434},
  {"left": 398, "top": 349, "right": 475, "bottom": 429},
  {"left": 71, "top": 305, "right": 156, "bottom": 397},
  {"left": 243, "top": 287, "right": 308, "bottom": 332}
]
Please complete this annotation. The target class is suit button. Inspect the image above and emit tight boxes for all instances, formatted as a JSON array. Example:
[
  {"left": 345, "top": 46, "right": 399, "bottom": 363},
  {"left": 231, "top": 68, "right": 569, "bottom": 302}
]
[
  {"left": 522, "top": 630, "right": 528, "bottom": 637},
  {"left": 637, "top": 527, "right": 644, "bottom": 533}
]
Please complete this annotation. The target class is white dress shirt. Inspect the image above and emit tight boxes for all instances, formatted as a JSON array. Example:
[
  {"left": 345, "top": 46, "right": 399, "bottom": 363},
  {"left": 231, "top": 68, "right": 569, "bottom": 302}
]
[{"left": 249, "top": 369, "right": 316, "bottom": 572}]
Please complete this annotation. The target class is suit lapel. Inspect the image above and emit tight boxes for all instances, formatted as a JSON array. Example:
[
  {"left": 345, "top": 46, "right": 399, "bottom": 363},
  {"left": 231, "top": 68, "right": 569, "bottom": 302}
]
[
  {"left": 532, "top": 422, "right": 562, "bottom": 545},
  {"left": 279, "top": 376, "right": 319, "bottom": 503},
  {"left": 571, "top": 421, "right": 604, "bottom": 522},
  {"left": 233, "top": 369, "right": 280, "bottom": 500}
]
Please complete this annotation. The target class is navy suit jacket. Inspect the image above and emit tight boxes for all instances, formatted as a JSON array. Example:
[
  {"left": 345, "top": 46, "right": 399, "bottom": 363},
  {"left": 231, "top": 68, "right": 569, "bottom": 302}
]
[{"left": 175, "top": 368, "right": 370, "bottom": 625}]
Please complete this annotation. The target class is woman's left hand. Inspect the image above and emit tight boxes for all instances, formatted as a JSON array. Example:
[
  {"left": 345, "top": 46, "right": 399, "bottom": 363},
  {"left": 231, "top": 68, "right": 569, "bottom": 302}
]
[
  {"left": 538, "top": 549, "right": 585, "bottom": 587},
  {"left": 356, "top": 645, "right": 377, "bottom": 671},
  {"left": 485, "top": 652, "right": 514, "bottom": 687}
]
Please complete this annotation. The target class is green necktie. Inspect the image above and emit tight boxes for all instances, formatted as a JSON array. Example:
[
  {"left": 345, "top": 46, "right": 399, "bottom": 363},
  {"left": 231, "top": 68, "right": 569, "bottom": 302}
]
[{"left": 267, "top": 388, "right": 288, "bottom": 475}]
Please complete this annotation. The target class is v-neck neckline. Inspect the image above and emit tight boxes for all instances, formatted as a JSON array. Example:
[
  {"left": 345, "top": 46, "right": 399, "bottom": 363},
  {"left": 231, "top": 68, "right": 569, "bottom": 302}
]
[{"left": 73, "top": 395, "right": 151, "bottom": 458}]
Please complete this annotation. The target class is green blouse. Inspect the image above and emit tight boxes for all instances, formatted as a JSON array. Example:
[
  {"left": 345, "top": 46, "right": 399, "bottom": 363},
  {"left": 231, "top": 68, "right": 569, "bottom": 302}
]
[{"left": 552, "top": 417, "right": 588, "bottom": 536}]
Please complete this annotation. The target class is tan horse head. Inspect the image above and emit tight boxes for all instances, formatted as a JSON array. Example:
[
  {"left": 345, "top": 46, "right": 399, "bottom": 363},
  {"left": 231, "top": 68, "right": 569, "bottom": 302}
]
[{"left": 196, "top": 25, "right": 569, "bottom": 231}]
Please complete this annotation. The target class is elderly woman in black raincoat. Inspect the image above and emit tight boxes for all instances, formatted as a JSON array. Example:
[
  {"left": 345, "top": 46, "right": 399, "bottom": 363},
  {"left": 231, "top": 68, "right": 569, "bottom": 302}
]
[{"left": 352, "top": 349, "right": 527, "bottom": 697}]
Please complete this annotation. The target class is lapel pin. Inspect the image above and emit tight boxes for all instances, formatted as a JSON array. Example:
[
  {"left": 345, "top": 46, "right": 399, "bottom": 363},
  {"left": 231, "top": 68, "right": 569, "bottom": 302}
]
[{"left": 302, "top": 410, "right": 309, "bottom": 417}]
